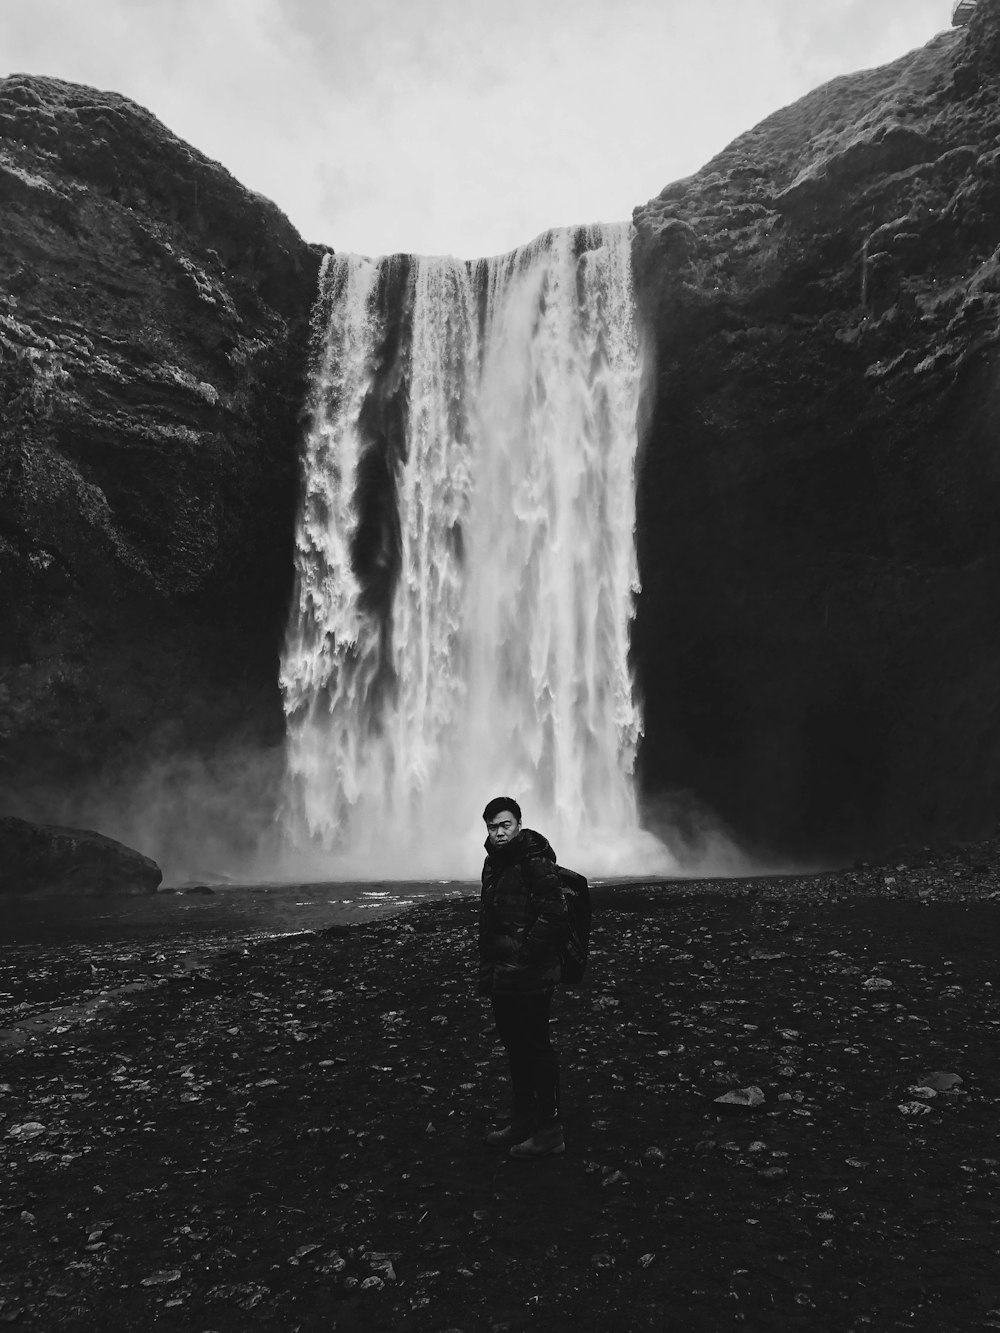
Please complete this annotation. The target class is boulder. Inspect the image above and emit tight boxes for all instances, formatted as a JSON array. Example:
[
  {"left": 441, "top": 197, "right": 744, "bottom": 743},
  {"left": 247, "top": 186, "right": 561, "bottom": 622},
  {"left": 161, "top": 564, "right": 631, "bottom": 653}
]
[{"left": 0, "top": 815, "right": 162, "bottom": 895}]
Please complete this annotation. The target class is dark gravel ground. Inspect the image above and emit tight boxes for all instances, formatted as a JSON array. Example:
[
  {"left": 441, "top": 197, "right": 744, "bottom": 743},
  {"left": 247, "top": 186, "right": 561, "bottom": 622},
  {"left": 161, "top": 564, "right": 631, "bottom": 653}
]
[{"left": 3, "top": 847, "right": 1000, "bottom": 1332}]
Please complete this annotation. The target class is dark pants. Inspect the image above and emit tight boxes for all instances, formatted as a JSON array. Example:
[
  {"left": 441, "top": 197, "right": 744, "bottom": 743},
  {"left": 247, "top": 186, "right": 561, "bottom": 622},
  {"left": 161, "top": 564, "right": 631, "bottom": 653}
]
[{"left": 491, "top": 989, "right": 560, "bottom": 1132}]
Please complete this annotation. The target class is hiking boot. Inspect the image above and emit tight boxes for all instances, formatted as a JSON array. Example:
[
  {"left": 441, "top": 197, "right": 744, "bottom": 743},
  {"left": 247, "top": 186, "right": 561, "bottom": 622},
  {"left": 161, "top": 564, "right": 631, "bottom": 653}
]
[
  {"left": 485, "top": 1120, "right": 535, "bottom": 1148},
  {"left": 509, "top": 1122, "right": 565, "bottom": 1159}
]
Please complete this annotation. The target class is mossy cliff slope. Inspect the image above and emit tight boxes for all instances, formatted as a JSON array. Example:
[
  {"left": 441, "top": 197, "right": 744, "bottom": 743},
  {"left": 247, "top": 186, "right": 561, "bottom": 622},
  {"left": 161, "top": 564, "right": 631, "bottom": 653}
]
[
  {"left": 0, "top": 75, "right": 321, "bottom": 851},
  {"left": 633, "top": 0, "right": 1000, "bottom": 861}
]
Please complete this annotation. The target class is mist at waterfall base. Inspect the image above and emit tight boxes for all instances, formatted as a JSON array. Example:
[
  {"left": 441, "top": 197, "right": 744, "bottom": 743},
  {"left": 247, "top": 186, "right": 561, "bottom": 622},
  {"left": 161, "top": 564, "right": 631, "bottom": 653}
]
[{"left": 276, "top": 224, "right": 736, "bottom": 884}]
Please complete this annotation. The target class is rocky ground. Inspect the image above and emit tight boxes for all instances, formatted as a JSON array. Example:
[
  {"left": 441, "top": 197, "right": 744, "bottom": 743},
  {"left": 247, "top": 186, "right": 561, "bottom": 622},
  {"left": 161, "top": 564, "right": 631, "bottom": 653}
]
[{"left": 3, "top": 849, "right": 1000, "bottom": 1332}]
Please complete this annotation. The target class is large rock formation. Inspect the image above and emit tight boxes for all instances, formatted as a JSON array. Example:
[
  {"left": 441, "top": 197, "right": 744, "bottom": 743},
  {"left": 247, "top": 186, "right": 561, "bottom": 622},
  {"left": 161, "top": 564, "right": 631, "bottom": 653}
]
[
  {"left": 7, "top": 9, "right": 1000, "bottom": 876},
  {"left": 0, "top": 815, "right": 162, "bottom": 895},
  {"left": 632, "top": 0, "right": 1000, "bottom": 860},
  {"left": 0, "top": 75, "right": 322, "bottom": 873}
]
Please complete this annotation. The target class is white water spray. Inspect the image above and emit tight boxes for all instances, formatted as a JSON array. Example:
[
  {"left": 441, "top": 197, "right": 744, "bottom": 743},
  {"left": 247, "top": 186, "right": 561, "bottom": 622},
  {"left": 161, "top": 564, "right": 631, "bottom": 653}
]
[{"left": 280, "top": 224, "right": 674, "bottom": 878}]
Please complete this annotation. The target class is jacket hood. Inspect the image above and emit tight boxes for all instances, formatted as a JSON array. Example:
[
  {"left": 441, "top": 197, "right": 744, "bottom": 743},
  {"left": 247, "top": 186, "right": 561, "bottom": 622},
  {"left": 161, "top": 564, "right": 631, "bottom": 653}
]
[{"left": 484, "top": 827, "right": 557, "bottom": 864}]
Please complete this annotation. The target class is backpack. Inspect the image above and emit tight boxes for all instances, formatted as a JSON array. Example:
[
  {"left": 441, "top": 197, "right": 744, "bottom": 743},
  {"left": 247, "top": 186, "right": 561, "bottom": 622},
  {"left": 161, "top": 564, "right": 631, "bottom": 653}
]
[{"left": 556, "top": 865, "right": 591, "bottom": 985}]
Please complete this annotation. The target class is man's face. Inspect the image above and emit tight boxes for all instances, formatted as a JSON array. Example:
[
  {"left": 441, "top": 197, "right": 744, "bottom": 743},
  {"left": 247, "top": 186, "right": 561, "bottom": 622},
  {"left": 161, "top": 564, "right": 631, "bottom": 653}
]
[{"left": 486, "top": 811, "right": 520, "bottom": 847}]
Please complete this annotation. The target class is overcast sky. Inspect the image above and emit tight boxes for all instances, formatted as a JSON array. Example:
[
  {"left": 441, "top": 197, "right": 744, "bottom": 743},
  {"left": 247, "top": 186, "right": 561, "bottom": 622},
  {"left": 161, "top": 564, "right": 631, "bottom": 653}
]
[{"left": 2, "top": 0, "right": 955, "bottom": 259}]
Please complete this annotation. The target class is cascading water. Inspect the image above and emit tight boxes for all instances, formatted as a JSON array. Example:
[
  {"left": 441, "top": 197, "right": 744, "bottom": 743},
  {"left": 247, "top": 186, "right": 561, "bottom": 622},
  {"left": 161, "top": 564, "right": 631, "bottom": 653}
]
[{"left": 279, "top": 223, "right": 673, "bottom": 878}]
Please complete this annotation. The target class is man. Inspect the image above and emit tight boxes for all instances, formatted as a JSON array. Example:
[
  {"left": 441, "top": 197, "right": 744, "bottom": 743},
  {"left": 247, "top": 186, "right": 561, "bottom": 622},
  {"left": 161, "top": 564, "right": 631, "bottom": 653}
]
[{"left": 478, "top": 796, "right": 569, "bottom": 1159}]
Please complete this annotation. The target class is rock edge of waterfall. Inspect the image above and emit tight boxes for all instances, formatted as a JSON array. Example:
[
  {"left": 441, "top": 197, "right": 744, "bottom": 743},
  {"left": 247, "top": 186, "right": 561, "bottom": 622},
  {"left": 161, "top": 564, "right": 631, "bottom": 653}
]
[
  {"left": 631, "top": 0, "right": 1000, "bottom": 861},
  {"left": 0, "top": 72, "right": 322, "bottom": 875}
]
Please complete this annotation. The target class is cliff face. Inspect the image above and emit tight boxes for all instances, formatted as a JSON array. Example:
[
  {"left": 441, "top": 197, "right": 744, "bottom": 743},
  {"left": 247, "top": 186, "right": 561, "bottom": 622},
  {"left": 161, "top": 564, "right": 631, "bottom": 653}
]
[
  {"left": 632, "top": 0, "right": 1000, "bottom": 861},
  {"left": 9, "top": 17, "right": 1000, "bottom": 876},
  {"left": 0, "top": 75, "right": 322, "bottom": 868}
]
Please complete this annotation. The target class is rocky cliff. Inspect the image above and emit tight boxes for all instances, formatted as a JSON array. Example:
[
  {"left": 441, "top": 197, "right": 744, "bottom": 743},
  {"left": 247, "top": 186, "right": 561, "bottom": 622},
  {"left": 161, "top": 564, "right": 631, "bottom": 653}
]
[
  {"left": 0, "top": 75, "right": 321, "bottom": 873},
  {"left": 8, "top": 12, "right": 1000, "bottom": 877},
  {"left": 632, "top": 0, "right": 1000, "bottom": 860}
]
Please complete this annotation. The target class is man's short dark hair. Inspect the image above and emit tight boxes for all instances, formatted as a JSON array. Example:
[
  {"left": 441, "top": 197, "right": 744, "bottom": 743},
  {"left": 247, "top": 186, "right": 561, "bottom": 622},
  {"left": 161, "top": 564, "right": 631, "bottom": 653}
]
[{"left": 483, "top": 796, "right": 521, "bottom": 824}]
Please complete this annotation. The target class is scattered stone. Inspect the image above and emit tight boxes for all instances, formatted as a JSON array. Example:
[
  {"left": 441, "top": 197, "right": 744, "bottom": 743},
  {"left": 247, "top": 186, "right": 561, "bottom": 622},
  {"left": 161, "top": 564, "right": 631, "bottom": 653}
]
[
  {"left": 366, "top": 1253, "right": 397, "bottom": 1282},
  {"left": 898, "top": 1101, "right": 934, "bottom": 1117},
  {"left": 8, "top": 1123, "right": 46, "bottom": 1140},
  {"left": 714, "top": 1086, "right": 765, "bottom": 1109},
  {"left": 917, "top": 1071, "right": 964, "bottom": 1091},
  {"left": 140, "top": 1269, "right": 181, "bottom": 1286}
]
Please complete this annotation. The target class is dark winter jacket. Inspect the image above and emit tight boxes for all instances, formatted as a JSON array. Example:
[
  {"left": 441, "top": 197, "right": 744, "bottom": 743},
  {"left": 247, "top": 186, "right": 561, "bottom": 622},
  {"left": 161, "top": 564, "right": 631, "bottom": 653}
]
[{"left": 478, "top": 828, "right": 569, "bottom": 996}]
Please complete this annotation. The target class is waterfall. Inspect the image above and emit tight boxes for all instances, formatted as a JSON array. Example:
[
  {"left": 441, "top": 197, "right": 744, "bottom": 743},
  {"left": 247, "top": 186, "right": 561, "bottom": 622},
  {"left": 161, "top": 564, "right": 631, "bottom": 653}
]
[{"left": 279, "top": 224, "right": 673, "bottom": 878}]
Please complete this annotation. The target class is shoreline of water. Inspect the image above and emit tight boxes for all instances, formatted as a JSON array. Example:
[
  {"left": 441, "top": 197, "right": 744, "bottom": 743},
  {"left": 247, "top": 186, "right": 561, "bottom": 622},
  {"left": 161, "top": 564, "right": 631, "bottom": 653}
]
[
  {"left": 2, "top": 867, "right": 825, "bottom": 949},
  {"left": 3, "top": 856, "right": 993, "bottom": 1048},
  {"left": 2, "top": 879, "right": 477, "bottom": 947},
  {"left": 0, "top": 879, "right": 475, "bottom": 1042}
]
